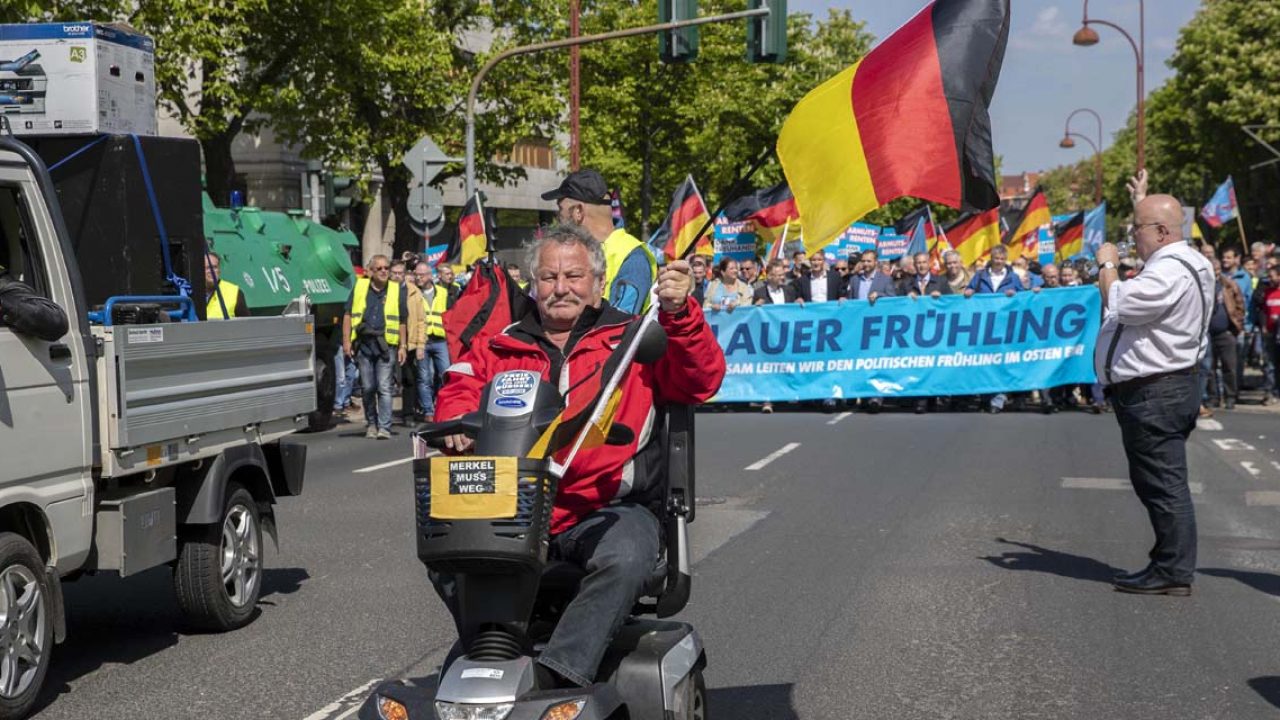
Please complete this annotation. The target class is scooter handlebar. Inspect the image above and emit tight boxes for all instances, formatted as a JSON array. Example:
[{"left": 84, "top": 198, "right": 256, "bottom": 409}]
[{"left": 415, "top": 413, "right": 483, "bottom": 450}]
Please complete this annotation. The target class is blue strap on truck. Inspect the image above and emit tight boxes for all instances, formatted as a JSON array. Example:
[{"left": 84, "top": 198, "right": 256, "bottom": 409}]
[{"left": 131, "top": 134, "right": 193, "bottom": 298}]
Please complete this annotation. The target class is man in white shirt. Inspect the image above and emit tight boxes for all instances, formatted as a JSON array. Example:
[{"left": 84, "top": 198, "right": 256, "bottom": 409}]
[{"left": 1095, "top": 193, "right": 1214, "bottom": 597}]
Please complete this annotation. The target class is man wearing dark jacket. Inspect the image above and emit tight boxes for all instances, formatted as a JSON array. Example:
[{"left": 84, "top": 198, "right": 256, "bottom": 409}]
[
  {"left": 792, "top": 251, "right": 845, "bottom": 303},
  {"left": 753, "top": 259, "right": 802, "bottom": 305},
  {"left": 899, "top": 252, "right": 952, "bottom": 298},
  {"left": 0, "top": 266, "right": 68, "bottom": 342}
]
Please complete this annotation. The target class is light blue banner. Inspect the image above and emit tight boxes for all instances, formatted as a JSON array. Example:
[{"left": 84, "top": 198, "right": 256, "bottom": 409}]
[{"left": 706, "top": 287, "right": 1101, "bottom": 402}]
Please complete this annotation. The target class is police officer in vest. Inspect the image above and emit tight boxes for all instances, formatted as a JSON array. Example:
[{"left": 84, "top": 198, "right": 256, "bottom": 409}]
[
  {"left": 343, "top": 254, "right": 410, "bottom": 440},
  {"left": 204, "top": 252, "right": 248, "bottom": 319},
  {"left": 1096, "top": 192, "right": 1214, "bottom": 596},
  {"left": 410, "top": 261, "right": 451, "bottom": 421},
  {"left": 543, "top": 169, "right": 656, "bottom": 315}
]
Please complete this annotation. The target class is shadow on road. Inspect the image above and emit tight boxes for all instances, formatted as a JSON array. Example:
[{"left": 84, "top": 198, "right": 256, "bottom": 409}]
[
  {"left": 979, "top": 538, "right": 1123, "bottom": 583},
  {"left": 1198, "top": 567, "right": 1280, "bottom": 597},
  {"left": 1248, "top": 677, "right": 1280, "bottom": 708},
  {"left": 33, "top": 566, "right": 310, "bottom": 715},
  {"left": 709, "top": 683, "right": 798, "bottom": 719}
]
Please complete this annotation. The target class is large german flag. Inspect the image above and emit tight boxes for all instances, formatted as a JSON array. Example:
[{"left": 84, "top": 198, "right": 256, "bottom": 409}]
[
  {"left": 440, "top": 193, "right": 488, "bottom": 269},
  {"left": 944, "top": 208, "right": 1001, "bottom": 266},
  {"left": 777, "top": 0, "right": 1010, "bottom": 253},
  {"left": 1002, "top": 189, "right": 1051, "bottom": 260},
  {"left": 1054, "top": 211, "right": 1085, "bottom": 263},
  {"left": 649, "top": 175, "right": 711, "bottom": 261}
]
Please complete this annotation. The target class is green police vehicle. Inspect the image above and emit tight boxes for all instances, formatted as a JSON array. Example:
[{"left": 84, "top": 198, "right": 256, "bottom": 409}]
[{"left": 203, "top": 195, "right": 358, "bottom": 431}]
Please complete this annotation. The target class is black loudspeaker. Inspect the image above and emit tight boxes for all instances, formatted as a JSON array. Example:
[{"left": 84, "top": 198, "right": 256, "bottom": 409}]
[{"left": 26, "top": 134, "right": 204, "bottom": 310}]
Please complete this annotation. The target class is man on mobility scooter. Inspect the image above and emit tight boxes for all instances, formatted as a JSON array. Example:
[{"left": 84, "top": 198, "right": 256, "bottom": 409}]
[{"left": 369, "top": 224, "right": 725, "bottom": 720}]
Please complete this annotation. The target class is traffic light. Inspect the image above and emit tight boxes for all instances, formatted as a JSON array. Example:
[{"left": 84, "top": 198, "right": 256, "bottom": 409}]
[
  {"left": 324, "top": 173, "right": 358, "bottom": 216},
  {"left": 658, "top": 0, "right": 698, "bottom": 63},
  {"left": 746, "top": 0, "right": 787, "bottom": 64}
]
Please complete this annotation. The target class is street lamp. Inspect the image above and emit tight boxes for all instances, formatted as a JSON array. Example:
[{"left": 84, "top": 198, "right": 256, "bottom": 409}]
[
  {"left": 1061, "top": 108, "right": 1104, "bottom": 205},
  {"left": 1072, "top": 0, "right": 1144, "bottom": 173}
]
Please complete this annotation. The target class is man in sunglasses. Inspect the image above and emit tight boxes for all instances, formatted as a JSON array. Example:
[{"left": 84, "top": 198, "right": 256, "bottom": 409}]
[
  {"left": 343, "top": 254, "right": 411, "bottom": 440},
  {"left": 1096, "top": 191, "right": 1214, "bottom": 596}
]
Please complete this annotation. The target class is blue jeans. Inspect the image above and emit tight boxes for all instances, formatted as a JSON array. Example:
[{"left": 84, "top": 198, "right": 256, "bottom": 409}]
[
  {"left": 1111, "top": 372, "right": 1200, "bottom": 583},
  {"left": 415, "top": 338, "right": 450, "bottom": 419},
  {"left": 356, "top": 342, "right": 395, "bottom": 431},
  {"left": 336, "top": 349, "right": 360, "bottom": 409}
]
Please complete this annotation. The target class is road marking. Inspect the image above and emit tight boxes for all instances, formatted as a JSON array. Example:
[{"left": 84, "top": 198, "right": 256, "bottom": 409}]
[
  {"left": 1061, "top": 477, "right": 1202, "bottom": 495},
  {"left": 1246, "top": 491, "right": 1280, "bottom": 507},
  {"left": 1242, "top": 461, "right": 1262, "bottom": 477},
  {"left": 1213, "top": 438, "right": 1256, "bottom": 451},
  {"left": 302, "top": 678, "right": 380, "bottom": 720},
  {"left": 827, "top": 412, "right": 853, "bottom": 425},
  {"left": 354, "top": 453, "right": 437, "bottom": 474},
  {"left": 1270, "top": 461, "right": 1280, "bottom": 474},
  {"left": 745, "top": 442, "right": 800, "bottom": 471},
  {"left": 1197, "top": 418, "right": 1223, "bottom": 431}
]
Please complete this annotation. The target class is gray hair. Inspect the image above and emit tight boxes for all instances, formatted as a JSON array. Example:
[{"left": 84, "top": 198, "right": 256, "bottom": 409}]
[
  {"left": 524, "top": 223, "right": 607, "bottom": 281},
  {"left": 942, "top": 251, "right": 961, "bottom": 263},
  {"left": 990, "top": 244, "right": 1008, "bottom": 258}
]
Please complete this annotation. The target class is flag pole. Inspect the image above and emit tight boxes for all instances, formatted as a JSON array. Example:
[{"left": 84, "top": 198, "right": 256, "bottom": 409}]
[{"left": 1235, "top": 208, "right": 1249, "bottom": 246}]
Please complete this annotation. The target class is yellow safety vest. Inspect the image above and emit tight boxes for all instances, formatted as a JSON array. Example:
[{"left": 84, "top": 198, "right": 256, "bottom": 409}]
[
  {"left": 422, "top": 285, "right": 449, "bottom": 339},
  {"left": 206, "top": 280, "right": 241, "bottom": 320},
  {"left": 602, "top": 228, "right": 657, "bottom": 312},
  {"left": 350, "top": 277, "right": 401, "bottom": 345}
]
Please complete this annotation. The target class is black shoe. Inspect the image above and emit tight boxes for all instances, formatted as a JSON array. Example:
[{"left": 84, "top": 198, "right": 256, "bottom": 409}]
[
  {"left": 866, "top": 399, "right": 882, "bottom": 415},
  {"left": 1113, "top": 571, "right": 1191, "bottom": 596},
  {"left": 1041, "top": 403, "right": 1054, "bottom": 415},
  {"left": 914, "top": 400, "right": 927, "bottom": 415}
]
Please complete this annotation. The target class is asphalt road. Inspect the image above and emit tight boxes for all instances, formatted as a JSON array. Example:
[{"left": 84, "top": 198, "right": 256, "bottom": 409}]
[{"left": 29, "top": 403, "right": 1280, "bottom": 719}]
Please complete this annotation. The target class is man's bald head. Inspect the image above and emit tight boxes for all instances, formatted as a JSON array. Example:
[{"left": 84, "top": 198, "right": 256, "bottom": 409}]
[{"left": 1133, "top": 194, "right": 1185, "bottom": 260}]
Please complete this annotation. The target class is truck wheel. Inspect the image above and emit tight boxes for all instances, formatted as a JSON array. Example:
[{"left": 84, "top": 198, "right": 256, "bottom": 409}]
[
  {"left": 682, "top": 669, "right": 706, "bottom": 720},
  {"left": 174, "top": 484, "right": 263, "bottom": 631},
  {"left": 0, "top": 533, "right": 52, "bottom": 720},
  {"left": 307, "top": 338, "right": 336, "bottom": 432}
]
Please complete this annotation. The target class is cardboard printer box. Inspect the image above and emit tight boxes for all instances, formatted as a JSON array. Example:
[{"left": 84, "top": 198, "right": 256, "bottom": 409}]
[{"left": 0, "top": 22, "right": 156, "bottom": 136}]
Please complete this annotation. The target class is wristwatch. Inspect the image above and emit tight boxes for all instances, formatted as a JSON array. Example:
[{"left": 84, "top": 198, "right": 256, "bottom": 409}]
[{"left": 1101, "top": 261, "right": 1117, "bottom": 271}]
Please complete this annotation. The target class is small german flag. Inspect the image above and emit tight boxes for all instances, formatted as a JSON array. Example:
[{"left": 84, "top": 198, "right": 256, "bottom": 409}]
[
  {"left": 1003, "top": 189, "right": 1051, "bottom": 260},
  {"left": 944, "top": 208, "right": 1001, "bottom": 267},
  {"left": 1054, "top": 211, "right": 1085, "bottom": 263},
  {"left": 649, "top": 175, "right": 711, "bottom": 261},
  {"left": 441, "top": 193, "right": 489, "bottom": 269},
  {"left": 777, "top": 0, "right": 1010, "bottom": 253}
]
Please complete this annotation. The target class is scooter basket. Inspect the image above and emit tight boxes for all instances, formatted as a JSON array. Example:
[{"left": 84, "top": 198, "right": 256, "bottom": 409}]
[{"left": 413, "top": 455, "right": 557, "bottom": 574}]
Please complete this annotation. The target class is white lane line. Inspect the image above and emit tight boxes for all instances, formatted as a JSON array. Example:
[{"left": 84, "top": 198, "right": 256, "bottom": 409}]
[
  {"left": 745, "top": 442, "right": 800, "bottom": 471},
  {"left": 354, "top": 453, "right": 437, "bottom": 475},
  {"left": 1247, "top": 491, "right": 1280, "bottom": 507},
  {"left": 827, "top": 412, "right": 853, "bottom": 426},
  {"left": 1197, "top": 418, "right": 1223, "bottom": 431},
  {"left": 302, "top": 678, "right": 380, "bottom": 720},
  {"left": 1061, "top": 477, "right": 1202, "bottom": 495},
  {"left": 1242, "top": 461, "right": 1262, "bottom": 477},
  {"left": 1213, "top": 438, "right": 1256, "bottom": 451},
  {"left": 1270, "top": 461, "right": 1280, "bottom": 473}
]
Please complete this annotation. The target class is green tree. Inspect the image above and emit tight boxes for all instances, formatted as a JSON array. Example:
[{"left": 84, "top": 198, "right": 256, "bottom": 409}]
[
  {"left": 577, "top": 3, "right": 874, "bottom": 236},
  {"left": 264, "top": 0, "right": 565, "bottom": 256}
]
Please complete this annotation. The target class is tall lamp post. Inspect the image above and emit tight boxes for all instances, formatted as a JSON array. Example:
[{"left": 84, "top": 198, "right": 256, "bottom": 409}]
[
  {"left": 1072, "top": 0, "right": 1145, "bottom": 173},
  {"left": 1060, "top": 108, "right": 1104, "bottom": 205}
]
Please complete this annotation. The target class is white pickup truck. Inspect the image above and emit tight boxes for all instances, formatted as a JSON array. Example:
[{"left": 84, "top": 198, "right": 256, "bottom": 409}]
[{"left": 0, "top": 134, "right": 311, "bottom": 717}]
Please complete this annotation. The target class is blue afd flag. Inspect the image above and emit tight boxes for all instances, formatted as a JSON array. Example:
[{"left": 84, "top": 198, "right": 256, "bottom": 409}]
[
  {"left": 904, "top": 215, "right": 929, "bottom": 257},
  {"left": 707, "top": 288, "right": 1101, "bottom": 402},
  {"left": 1201, "top": 177, "right": 1238, "bottom": 228},
  {"left": 1083, "top": 202, "right": 1106, "bottom": 258}
]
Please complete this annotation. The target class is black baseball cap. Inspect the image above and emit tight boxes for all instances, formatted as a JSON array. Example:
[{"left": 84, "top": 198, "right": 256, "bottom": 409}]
[{"left": 541, "top": 169, "right": 611, "bottom": 205}]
